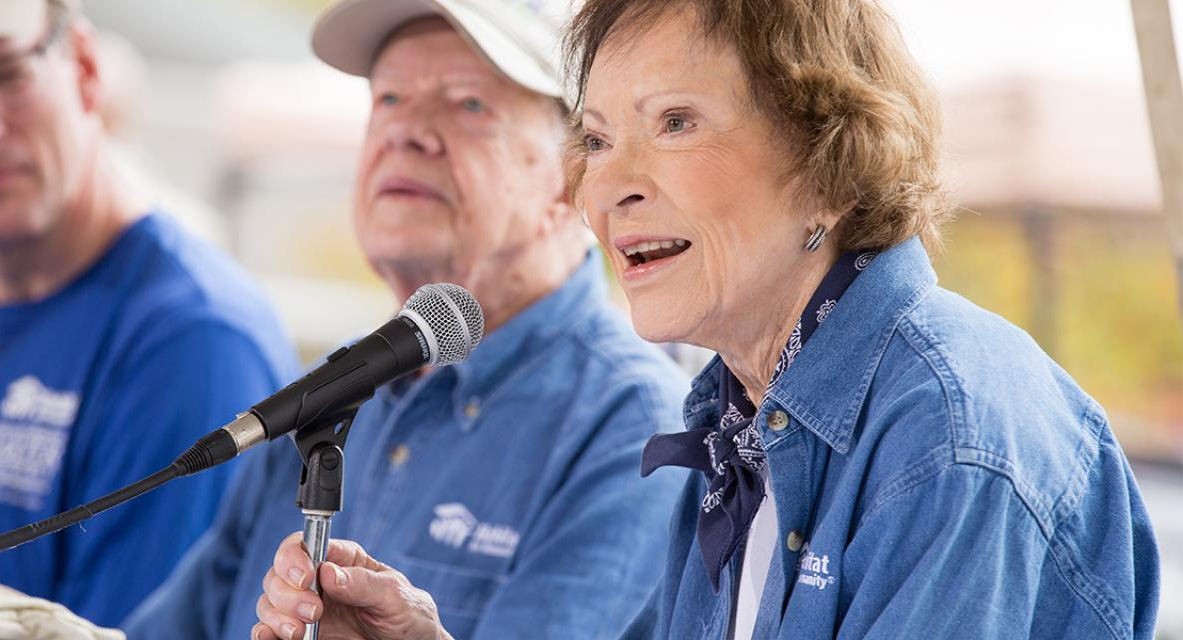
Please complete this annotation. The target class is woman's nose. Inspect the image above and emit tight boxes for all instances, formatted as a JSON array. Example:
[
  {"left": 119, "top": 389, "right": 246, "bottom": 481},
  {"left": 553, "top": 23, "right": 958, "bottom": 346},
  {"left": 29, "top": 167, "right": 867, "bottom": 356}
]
[{"left": 592, "top": 146, "right": 654, "bottom": 217}]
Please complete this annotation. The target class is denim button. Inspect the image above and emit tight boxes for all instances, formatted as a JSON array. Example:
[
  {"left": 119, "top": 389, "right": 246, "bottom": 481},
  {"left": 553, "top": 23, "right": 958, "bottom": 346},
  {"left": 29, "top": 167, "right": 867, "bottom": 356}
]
[
  {"left": 786, "top": 529, "right": 804, "bottom": 551},
  {"left": 464, "top": 400, "right": 481, "bottom": 419},
  {"left": 388, "top": 444, "right": 411, "bottom": 467},
  {"left": 768, "top": 410, "right": 789, "bottom": 431}
]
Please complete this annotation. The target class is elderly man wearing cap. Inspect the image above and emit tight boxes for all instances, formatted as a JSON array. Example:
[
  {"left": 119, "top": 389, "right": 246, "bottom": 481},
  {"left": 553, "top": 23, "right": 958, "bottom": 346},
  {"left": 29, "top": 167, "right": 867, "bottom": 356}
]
[
  {"left": 0, "top": 0, "right": 299, "bottom": 628},
  {"left": 123, "top": 1, "right": 688, "bottom": 639}
]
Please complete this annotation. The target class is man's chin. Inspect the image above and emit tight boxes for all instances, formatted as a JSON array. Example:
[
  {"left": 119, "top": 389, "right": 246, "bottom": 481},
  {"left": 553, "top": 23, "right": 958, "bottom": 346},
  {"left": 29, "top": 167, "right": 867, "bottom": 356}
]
[
  {"left": 366, "top": 198, "right": 451, "bottom": 224},
  {"left": 0, "top": 204, "right": 54, "bottom": 245},
  {"left": 363, "top": 244, "right": 453, "bottom": 275}
]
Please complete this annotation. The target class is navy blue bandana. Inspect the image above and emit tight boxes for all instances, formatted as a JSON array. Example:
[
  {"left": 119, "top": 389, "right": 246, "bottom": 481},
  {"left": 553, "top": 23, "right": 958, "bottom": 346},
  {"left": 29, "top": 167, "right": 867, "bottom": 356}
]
[{"left": 641, "top": 250, "right": 876, "bottom": 591}]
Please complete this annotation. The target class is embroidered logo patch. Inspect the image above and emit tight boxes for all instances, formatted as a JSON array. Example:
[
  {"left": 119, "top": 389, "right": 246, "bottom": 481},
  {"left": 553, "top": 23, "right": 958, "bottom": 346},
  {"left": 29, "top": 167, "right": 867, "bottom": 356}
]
[
  {"left": 429, "top": 503, "right": 520, "bottom": 559},
  {"left": 795, "top": 542, "right": 837, "bottom": 591},
  {"left": 0, "top": 376, "right": 79, "bottom": 510},
  {"left": 1, "top": 375, "right": 78, "bottom": 427}
]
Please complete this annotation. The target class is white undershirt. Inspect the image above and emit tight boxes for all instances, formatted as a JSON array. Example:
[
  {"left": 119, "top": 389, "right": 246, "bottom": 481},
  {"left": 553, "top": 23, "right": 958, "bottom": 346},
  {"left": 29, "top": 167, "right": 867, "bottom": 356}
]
[{"left": 732, "top": 473, "right": 778, "bottom": 639}]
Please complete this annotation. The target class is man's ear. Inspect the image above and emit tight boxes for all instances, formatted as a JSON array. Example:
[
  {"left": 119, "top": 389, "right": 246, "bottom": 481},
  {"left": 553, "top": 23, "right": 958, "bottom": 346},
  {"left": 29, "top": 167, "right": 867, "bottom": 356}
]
[
  {"left": 537, "top": 162, "right": 581, "bottom": 236},
  {"left": 540, "top": 196, "right": 579, "bottom": 237},
  {"left": 67, "top": 20, "right": 102, "bottom": 114}
]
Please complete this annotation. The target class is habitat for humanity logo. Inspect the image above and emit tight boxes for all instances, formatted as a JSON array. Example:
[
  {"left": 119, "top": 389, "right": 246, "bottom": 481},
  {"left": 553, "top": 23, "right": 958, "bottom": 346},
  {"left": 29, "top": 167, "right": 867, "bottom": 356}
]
[
  {"left": 795, "top": 542, "right": 836, "bottom": 591},
  {"left": 2, "top": 376, "right": 79, "bottom": 427},
  {"left": 0, "top": 376, "right": 79, "bottom": 510},
  {"left": 429, "top": 503, "right": 520, "bottom": 559}
]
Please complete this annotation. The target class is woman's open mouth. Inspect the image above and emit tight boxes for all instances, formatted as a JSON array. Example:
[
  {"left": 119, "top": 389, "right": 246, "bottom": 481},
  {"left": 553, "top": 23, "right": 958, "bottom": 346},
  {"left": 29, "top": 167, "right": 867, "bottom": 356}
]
[{"left": 621, "top": 238, "right": 691, "bottom": 267}]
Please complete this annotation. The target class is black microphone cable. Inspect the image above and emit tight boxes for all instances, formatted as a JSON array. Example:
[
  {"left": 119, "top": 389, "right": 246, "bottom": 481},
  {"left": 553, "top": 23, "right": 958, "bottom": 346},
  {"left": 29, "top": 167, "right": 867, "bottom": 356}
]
[{"left": 0, "top": 428, "right": 237, "bottom": 552}]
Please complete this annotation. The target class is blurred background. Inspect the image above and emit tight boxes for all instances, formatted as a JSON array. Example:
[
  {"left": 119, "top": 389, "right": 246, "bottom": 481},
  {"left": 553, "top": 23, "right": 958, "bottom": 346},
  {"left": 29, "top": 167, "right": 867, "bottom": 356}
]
[{"left": 82, "top": 0, "right": 1181, "bottom": 635}]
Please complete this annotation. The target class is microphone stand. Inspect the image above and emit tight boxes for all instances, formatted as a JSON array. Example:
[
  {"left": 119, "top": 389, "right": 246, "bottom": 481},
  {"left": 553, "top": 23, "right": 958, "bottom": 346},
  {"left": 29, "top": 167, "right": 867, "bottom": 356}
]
[{"left": 292, "top": 407, "right": 359, "bottom": 640}]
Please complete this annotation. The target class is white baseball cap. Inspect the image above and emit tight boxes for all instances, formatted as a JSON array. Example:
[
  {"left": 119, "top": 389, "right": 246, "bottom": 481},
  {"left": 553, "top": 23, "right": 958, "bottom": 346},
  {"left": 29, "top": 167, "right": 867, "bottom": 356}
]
[
  {"left": 0, "top": 0, "right": 46, "bottom": 43},
  {"left": 311, "top": 0, "right": 568, "bottom": 101}
]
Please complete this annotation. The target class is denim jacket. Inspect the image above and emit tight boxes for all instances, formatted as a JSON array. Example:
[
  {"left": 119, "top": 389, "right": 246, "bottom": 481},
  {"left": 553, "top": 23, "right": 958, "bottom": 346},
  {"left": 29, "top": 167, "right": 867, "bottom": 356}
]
[
  {"left": 626, "top": 237, "right": 1159, "bottom": 640},
  {"left": 124, "top": 252, "right": 690, "bottom": 640}
]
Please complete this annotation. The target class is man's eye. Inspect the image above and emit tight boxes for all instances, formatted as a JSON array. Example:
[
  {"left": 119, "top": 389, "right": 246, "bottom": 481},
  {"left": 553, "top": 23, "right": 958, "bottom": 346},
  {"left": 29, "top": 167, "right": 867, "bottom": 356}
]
[
  {"left": 0, "top": 66, "right": 26, "bottom": 89},
  {"left": 378, "top": 93, "right": 400, "bottom": 106},
  {"left": 461, "top": 97, "right": 485, "bottom": 113}
]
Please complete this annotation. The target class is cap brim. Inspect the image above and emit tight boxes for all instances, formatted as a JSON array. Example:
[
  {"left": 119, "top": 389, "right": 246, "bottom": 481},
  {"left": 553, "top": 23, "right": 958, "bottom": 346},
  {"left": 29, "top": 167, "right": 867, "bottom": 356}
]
[{"left": 311, "top": 0, "right": 562, "bottom": 100}]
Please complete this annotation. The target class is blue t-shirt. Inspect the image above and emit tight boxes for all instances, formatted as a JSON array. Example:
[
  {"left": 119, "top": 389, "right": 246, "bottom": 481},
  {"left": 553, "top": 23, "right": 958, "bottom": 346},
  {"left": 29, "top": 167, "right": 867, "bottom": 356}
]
[
  {"left": 0, "top": 213, "right": 299, "bottom": 626},
  {"left": 124, "top": 252, "right": 691, "bottom": 640}
]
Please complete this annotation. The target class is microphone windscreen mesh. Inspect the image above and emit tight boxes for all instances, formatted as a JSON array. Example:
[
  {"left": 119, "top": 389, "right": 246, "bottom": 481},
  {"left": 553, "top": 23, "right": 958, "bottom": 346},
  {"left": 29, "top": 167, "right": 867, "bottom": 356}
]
[{"left": 402, "top": 284, "right": 484, "bottom": 366}]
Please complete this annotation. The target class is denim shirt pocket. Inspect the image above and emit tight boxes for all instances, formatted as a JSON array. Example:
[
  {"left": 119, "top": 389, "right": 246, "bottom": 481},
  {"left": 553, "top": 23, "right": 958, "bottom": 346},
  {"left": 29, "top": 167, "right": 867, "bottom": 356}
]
[{"left": 387, "top": 552, "right": 508, "bottom": 622}]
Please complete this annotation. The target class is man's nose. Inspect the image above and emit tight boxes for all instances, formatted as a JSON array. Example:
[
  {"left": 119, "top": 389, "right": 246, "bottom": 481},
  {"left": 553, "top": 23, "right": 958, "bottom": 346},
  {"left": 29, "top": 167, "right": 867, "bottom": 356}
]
[{"left": 378, "top": 103, "right": 444, "bottom": 156}]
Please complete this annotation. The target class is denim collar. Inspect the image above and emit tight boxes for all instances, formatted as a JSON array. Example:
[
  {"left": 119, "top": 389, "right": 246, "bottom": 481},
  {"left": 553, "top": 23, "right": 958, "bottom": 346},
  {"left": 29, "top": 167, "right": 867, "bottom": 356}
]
[
  {"left": 374, "top": 250, "right": 606, "bottom": 429},
  {"left": 683, "top": 237, "right": 936, "bottom": 454}
]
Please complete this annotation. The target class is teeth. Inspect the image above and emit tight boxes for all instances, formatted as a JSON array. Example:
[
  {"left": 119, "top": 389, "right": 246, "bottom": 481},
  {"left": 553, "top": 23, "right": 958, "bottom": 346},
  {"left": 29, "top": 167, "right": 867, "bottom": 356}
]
[{"left": 622, "top": 239, "right": 688, "bottom": 256}]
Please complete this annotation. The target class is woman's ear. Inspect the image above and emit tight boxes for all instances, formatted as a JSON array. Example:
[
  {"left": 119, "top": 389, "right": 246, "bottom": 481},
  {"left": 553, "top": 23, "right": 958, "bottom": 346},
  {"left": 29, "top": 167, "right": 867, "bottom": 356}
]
[
  {"left": 812, "top": 199, "right": 859, "bottom": 250},
  {"left": 822, "top": 199, "right": 858, "bottom": 229}
]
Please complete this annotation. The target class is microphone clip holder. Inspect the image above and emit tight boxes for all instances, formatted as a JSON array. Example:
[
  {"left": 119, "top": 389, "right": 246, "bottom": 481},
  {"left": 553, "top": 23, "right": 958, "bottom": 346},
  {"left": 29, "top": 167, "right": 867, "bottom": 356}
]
[
  {"left": 292, "top": 406, "right": 360, "bottom": 640},
  {"left": 294, "top": 407, "right": 357, "bottom": 513}
]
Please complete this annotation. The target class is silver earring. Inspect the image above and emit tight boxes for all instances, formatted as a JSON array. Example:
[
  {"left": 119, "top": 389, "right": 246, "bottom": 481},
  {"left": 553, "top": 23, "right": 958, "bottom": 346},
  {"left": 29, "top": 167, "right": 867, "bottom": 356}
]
[{"left": 804, "top": 225, "right": 827, "bottom": 252}]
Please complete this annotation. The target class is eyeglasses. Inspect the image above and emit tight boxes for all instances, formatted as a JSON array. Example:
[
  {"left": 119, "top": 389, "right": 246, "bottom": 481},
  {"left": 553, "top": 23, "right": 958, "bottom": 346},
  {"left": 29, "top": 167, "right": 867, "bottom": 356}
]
[{"left": 0, "top": 14, "right": 69, "bottom": 106}]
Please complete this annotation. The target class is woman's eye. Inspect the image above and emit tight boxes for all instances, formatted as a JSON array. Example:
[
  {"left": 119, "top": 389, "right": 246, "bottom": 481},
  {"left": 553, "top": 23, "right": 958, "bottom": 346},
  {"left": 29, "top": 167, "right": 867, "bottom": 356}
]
[
  {"left": 584, "top": 135, "right": 606, "bottom": 152},
  {"left": 378, "top": 93, "right": 400, "bottom": 106},
  {"left": 461, "top": 97, "right": 485, "bottom": 113},
  {"left": 665, "top": 116, "right": 689, "bottom": 133}
]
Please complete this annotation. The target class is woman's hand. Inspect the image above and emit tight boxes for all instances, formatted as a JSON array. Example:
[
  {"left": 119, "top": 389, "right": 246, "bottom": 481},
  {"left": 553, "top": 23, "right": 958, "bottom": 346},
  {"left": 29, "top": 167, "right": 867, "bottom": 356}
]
[{"left": 252, "top": 532, "right": 452, "bottom": 640}]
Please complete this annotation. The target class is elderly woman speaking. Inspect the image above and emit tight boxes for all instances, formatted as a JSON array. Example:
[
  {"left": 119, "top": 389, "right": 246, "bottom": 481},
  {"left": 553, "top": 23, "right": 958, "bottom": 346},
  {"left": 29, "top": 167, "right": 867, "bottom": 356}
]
[{"left": 253, "top": 1, "right": 1160, "bottom": 638}]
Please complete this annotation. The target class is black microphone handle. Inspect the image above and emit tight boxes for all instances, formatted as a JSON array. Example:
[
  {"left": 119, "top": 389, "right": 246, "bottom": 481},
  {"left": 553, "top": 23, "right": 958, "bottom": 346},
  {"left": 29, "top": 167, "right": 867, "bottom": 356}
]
[{"left": 251, "top": 315, "right": 430, "bottom": 441}]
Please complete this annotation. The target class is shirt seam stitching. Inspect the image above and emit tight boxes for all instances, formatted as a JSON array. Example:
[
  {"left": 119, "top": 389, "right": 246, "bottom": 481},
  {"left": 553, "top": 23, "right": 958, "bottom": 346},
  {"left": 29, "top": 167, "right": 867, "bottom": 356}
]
[
  {"left": 1045, "top": 525, "right": 1129, "bottom": 640},
  {"left": 855, "top": 464, "right": 1113, "bottom": 636},
  {"left": 856, "top": 446, "right": 954, "bottom": 529},
  {"left": 896, "top": 312, "right": 1125, "bottom": 636},
  {"left": 896, "top": 314, "right": 1066, "bottom": 532},
  {"left": 857, "top": 431, "right": 1125, "bottom": 637}
]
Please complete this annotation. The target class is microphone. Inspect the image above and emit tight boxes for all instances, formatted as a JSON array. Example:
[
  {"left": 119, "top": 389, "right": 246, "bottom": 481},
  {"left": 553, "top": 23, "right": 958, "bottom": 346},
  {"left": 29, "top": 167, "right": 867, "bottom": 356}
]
[
  {"left": 0, "top": 283, "right": 483, "bottom": 552},
  {"left": 190, "top": 283, "right": 485, "bottom": 469}
]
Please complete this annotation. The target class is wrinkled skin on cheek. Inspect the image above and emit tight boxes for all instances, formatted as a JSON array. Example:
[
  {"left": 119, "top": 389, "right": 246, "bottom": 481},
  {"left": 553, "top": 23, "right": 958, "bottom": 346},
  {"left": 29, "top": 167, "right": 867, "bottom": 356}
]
[{"left": 580, "top": 11, "right": 814, "bottom": 351}]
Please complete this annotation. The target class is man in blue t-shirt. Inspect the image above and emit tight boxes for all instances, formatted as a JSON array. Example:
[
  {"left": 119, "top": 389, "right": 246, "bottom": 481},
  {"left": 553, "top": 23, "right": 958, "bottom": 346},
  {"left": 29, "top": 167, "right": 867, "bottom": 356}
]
[{"left": 0, "top": 0, "right": 299, "bottom": 626}]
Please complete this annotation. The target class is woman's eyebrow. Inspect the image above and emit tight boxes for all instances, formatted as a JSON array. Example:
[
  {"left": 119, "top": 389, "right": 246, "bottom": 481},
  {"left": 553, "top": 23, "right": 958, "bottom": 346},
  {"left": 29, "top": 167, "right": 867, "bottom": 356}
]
[
  {"left": 583, "top": 89, "right": 706, "bottom": 124},
  {"left": 634, "top": 89, "right": 702, "bottom": 112}
]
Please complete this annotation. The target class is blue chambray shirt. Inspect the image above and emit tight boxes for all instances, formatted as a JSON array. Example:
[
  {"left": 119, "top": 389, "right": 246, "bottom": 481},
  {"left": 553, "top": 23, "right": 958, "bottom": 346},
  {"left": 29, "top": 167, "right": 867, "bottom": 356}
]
[
  {"left": 626, "top": 237, "right": 1159, "bottom": 640},
  {"left": 123, "top": 252, "right": 690, "bottom": 640}
]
